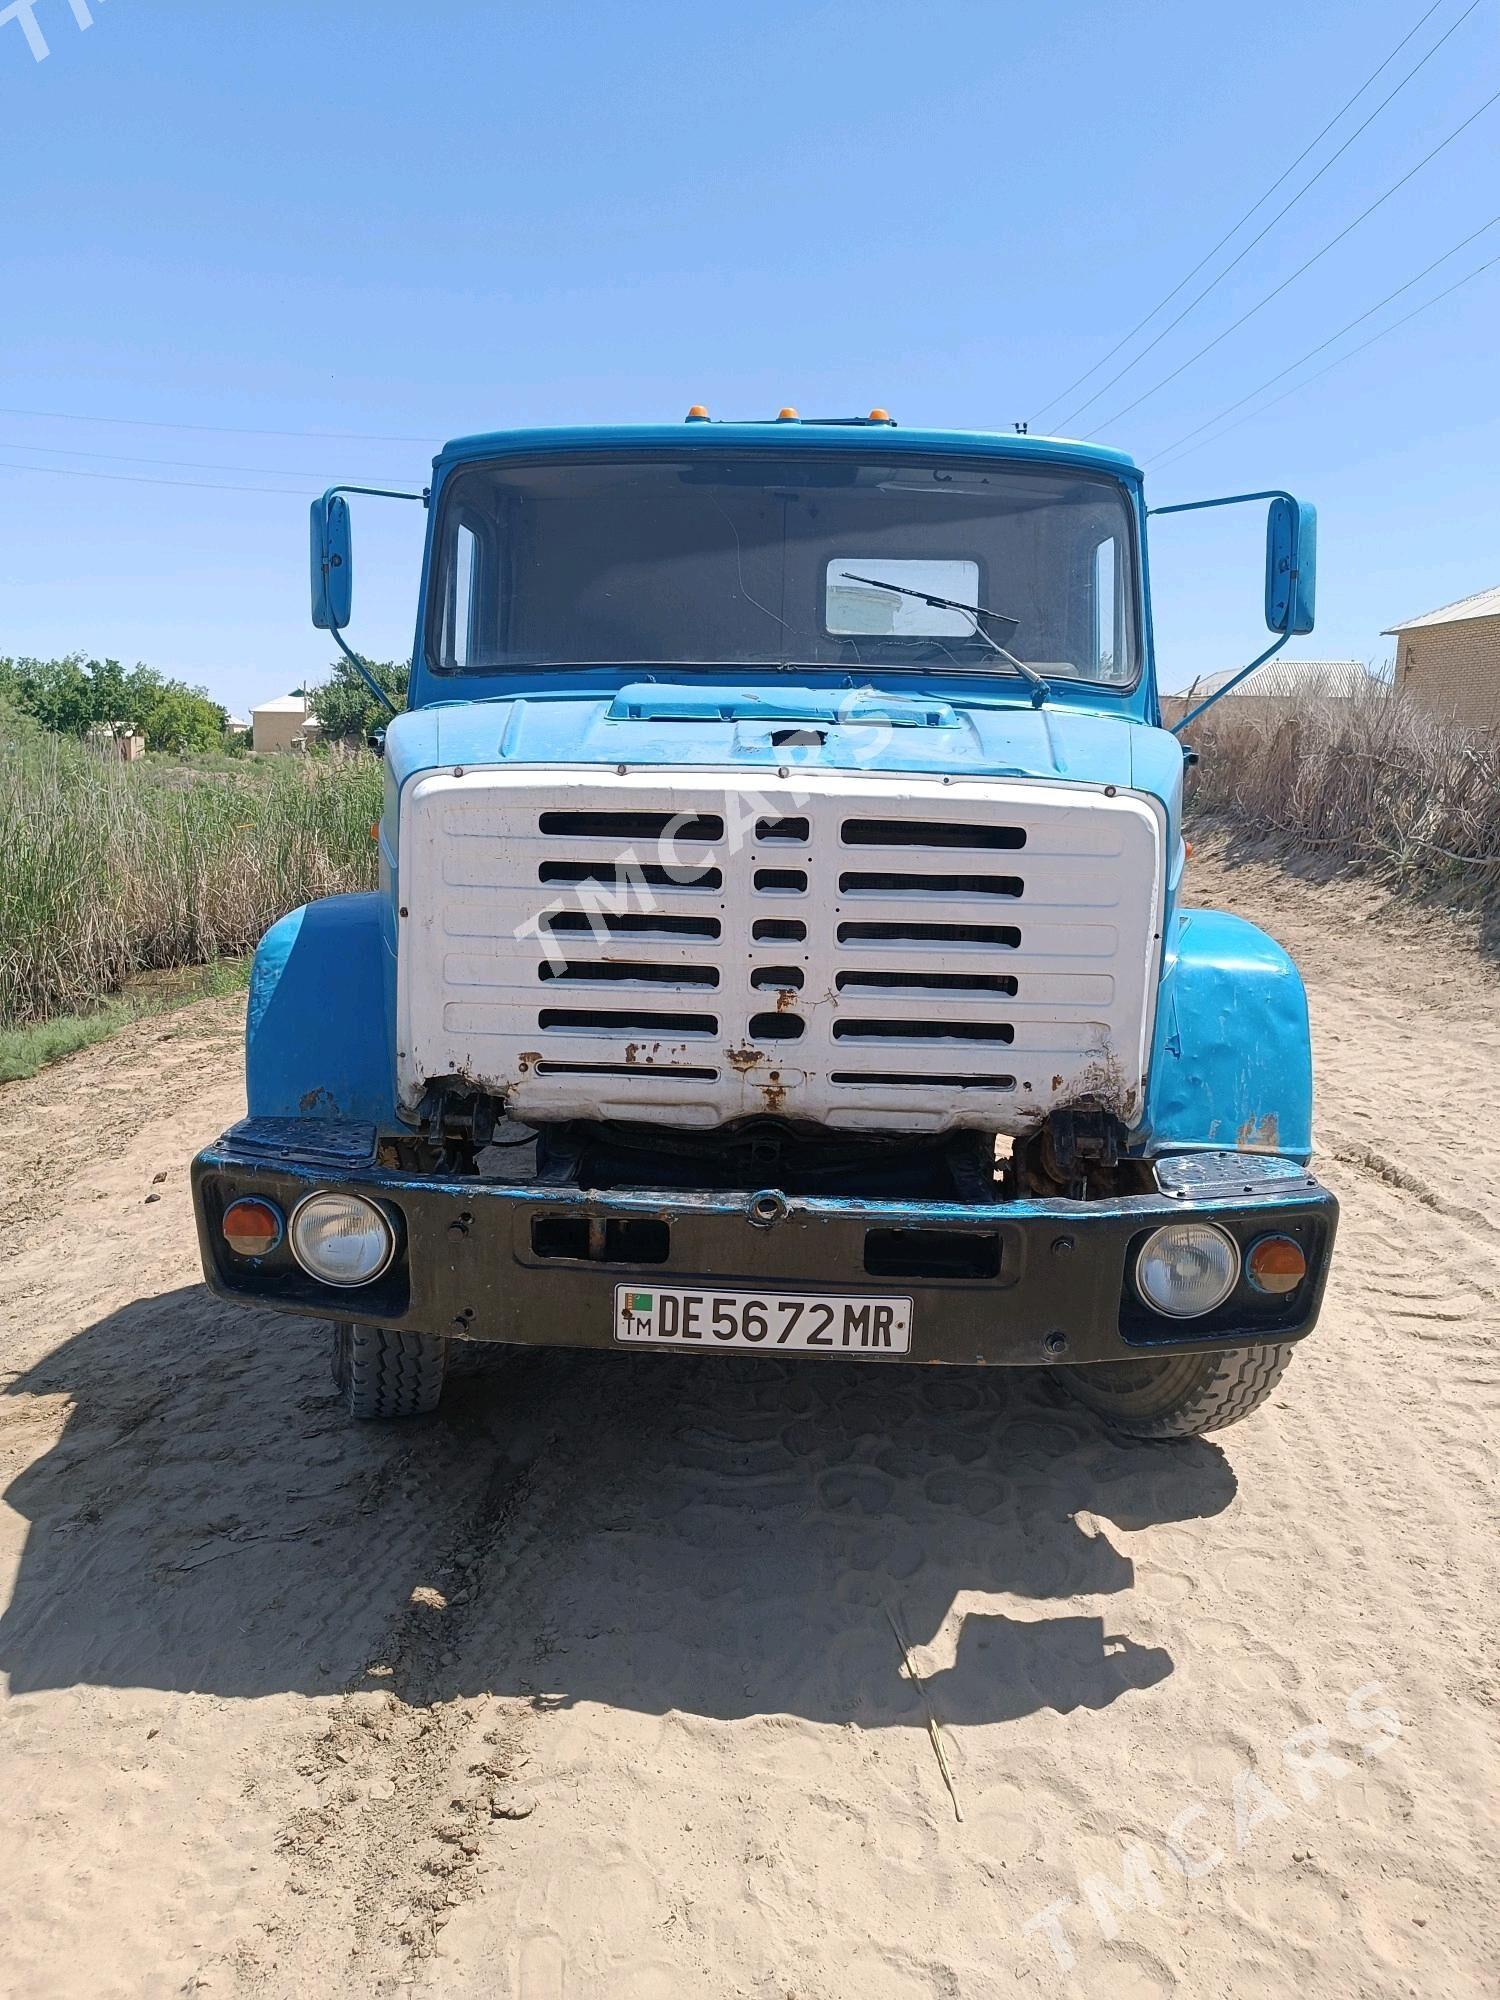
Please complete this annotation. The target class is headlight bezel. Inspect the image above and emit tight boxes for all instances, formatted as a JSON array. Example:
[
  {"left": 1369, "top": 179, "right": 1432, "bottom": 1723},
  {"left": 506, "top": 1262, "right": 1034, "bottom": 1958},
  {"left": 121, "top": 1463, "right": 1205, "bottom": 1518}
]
[
  {"left": 288, "top": 1189, "right": 398, "bottom": 1289},
  {"left": 1134, "top": 1219, "right": 1241, "bottom": 1320}
]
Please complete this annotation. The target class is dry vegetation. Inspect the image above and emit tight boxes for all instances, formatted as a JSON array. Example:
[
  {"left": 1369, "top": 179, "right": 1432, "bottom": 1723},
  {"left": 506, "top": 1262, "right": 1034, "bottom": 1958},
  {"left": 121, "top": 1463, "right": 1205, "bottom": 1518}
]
[
  {"left": 0, "top": 729, "right": 382, "bottom": 1029},
  {"left": 1186, "top": 683, "right": 1500, "bottom": 908}
]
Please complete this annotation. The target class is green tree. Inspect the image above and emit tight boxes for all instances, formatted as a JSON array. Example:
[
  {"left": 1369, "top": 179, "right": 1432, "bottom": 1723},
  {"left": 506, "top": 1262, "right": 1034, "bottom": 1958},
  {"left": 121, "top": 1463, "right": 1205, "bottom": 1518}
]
[
  {"left": 0, "top": 654, "right": 226, "bottom": 751},
  {"left": 0, "top": 655, "right": 96, "bottom": 734},
  {"left": 307, "top": 656, "right": 410, "bottom": 745},
  {"left": 124, "top": 666, "right": 227, "bottom": 752}
]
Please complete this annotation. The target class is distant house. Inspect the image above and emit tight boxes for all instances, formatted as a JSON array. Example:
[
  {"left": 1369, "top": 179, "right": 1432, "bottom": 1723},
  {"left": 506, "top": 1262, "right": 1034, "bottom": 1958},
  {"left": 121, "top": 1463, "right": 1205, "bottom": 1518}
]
[
  {"left": 251, "top": 693, "right": 321, "bottom": 753},
  {"left": 85, "top": 722, "right": 147, "bottom": 762},
  {"left": 224, "top": 715, "right": 251, "bottom": 740},
  {"left": 1160, "top": 660, "right": 1378, "bottom": 727},
  {"left": 1383, "top": 585, "right": 1500, "bottom": 729}
]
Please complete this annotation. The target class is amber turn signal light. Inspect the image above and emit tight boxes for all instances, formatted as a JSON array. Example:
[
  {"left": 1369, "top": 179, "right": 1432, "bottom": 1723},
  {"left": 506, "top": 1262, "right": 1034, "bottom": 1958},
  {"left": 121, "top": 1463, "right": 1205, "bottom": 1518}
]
[
  {"left": 1246, "top": 1234, "right": 1306, "bottom": 1295},
  {"left": 222, "top": 1196, "right": 284, "bottom": 1259}
]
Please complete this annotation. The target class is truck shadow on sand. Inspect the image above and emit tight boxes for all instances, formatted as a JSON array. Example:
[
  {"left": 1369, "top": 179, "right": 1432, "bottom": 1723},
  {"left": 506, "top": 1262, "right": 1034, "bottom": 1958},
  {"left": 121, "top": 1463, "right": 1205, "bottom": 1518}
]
[{"left": 0, "top": 1285, "right": 1237, "bottom": 1726}]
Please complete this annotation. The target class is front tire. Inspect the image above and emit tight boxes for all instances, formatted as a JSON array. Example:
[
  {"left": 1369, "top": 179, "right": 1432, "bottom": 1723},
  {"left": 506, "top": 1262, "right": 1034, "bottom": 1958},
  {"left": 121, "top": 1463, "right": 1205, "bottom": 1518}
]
[
  {"left": 332, "top": 1324, "right": 448, "bottom": 1420},
  {"left": 1057, "top": 1341, "right": 1294, "bottom": 1440}
]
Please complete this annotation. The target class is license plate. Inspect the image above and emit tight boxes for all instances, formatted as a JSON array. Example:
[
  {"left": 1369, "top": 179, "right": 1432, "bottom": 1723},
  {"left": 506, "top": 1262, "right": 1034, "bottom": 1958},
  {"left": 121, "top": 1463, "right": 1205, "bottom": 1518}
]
[{"left": 613, "top": 1284, "right": 913, "bottom": 1355}]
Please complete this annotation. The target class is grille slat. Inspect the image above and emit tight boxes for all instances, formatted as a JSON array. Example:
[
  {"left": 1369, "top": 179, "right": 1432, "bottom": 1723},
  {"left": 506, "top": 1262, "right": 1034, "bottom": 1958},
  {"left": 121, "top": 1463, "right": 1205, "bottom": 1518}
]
[
  {"left": 831, "top": 1019, "right": 1016, "bottom": 1045},
  {"left": 538, "top": 860, "right": 723, "bottom": 890},
  {"left": 539, "top": 810, "right": 724, "bottom": 842},
  {"left": 838, "top": 920, "right": 1022, "bottom": 950},
  {"left": 838, "top": 870, "right": 1023, "bottom": 899},
  {"left": 841, "top": 817, "right": 1026, "bottom": 851},
  {"left": 538, "top": 960, "right": 719, "bottom": 989}
]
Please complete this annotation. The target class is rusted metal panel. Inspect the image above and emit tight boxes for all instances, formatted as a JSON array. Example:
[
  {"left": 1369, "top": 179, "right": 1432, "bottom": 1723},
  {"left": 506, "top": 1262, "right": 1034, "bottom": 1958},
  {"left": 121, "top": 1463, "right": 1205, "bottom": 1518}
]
[{"left": 396, "top": 767, "right": 1167, "bottom": 1135}]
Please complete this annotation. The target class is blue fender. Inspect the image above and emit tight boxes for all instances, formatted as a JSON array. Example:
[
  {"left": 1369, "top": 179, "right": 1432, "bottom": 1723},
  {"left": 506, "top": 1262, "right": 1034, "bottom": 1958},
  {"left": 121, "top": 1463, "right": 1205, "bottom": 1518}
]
[
  {"left": 245, "top": 893, "right": 399, "bottom": 1127},
  {"left": 1139, "top": 907, "right": 1313, "bottom": 1162}
]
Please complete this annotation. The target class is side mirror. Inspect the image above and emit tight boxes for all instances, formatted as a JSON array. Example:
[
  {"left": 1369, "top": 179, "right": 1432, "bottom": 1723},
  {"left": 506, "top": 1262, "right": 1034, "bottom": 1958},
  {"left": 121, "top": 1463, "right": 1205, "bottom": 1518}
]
[
  {"left": 310, "top": 492, "right": 352, "bottom": 631},
  {"left": 1265, "top": 497, "right": 1316, "bottom": 635}
]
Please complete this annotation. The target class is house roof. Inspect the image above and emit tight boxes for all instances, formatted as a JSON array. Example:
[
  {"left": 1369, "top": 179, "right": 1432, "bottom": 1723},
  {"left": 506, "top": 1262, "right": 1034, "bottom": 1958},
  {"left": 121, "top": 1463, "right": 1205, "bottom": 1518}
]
[
  {"left": 1383, "top": 583, "right": 1500, "bottom": 634},
  {"left": 251, "top": 693, "right": 309, "bottom": 714},
  {"left": 1176, "top": 659, "right": 1374, "bottom": 700}
]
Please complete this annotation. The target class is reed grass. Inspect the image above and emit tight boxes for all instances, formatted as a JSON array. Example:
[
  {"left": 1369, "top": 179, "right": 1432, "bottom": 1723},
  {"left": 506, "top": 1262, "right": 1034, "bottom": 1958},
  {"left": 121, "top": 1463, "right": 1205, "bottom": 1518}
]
[
  {"left": 0, "top": 730, "right": 382, "bottom": 1028},
  {"left": 1185, "top": 682, "right": 1500, "bottom": 899}
]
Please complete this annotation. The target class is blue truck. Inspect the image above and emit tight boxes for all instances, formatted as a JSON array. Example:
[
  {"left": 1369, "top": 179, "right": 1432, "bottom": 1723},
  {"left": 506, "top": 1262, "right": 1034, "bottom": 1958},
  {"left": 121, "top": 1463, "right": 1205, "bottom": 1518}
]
[{"left": 191, "top": 410, "right": 1336, "bottom": 1437}]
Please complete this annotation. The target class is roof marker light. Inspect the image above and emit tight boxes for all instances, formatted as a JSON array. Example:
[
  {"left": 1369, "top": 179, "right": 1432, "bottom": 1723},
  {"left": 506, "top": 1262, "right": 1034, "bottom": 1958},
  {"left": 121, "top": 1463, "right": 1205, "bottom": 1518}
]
[
  {"left": 868, "top": 407, "right": 893, "bottom": 422},
  {"left": 685, "top": 404, "right": 710, "bottom": 422},
  {"left": 776, "top": 407, "right": 800, "bottom": 422}
]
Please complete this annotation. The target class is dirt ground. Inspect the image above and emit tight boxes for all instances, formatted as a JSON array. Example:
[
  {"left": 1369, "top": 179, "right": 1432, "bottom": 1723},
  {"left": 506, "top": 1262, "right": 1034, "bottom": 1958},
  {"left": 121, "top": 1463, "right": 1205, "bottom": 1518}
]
[{"left": 1, "top": 843, "right": 1496, "bottom": 2000}]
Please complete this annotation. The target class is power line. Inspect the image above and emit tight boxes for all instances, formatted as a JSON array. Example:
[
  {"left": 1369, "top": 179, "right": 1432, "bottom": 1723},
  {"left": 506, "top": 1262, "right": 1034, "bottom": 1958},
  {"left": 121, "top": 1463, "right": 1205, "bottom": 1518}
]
[
  {"left": 1029, "top": 0, "right": 1452, "bottom": 425},
  {"left": 1144, "top": 210, "right": 1500, "bottom": 462},
  {"left": 0, "top": 435, "right": 420, "bottom": 486},
  {"left": 1082, "top": 80, "right": 1500, "bottom": 438},
  {"left": 0, "top": 459, "right": 340, "bottom": 497},
  {"left": 0, "top": 404, "right": 437, "bottom": 446},
  {"left": 1149, "top": 248, "right": 1500, "bottom": 474},
  {"left": 1050, "top": 0, "right": 1485, "bottom": 433}
]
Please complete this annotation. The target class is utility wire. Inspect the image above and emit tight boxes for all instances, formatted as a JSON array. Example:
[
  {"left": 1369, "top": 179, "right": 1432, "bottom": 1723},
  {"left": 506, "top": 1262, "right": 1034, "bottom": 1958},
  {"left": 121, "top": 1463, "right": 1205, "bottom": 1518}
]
[
  {"left": 1144, "top": 210, "right": 1500, "bottom": 462},
  {"left": 0, "top": 404, "right": 437, "bottom": 446},
  {"left": 1051, "top": 0, "right": 1486, "bottom": 433},
  {"left": 1083, "top": 80, "right": 1500, "bottom": 438},
  {"left": 1149, "top": 248, "right": 1500, "bottom": 474},
  {"left": 0, "top": 459, "right": 346, "bottom": 497},
  {"left": 0, "top": 436, "right": 422, "bottom": 486},
  {"left": 1029, "top": 0, "right": 1451, "bottom": 425}
]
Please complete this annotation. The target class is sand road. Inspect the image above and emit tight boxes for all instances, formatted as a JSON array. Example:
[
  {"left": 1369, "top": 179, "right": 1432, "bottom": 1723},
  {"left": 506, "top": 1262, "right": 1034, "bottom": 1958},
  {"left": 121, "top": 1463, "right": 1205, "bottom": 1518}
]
[{"left": 0, "top": 845, "right": 1496, "bottom": 2000}]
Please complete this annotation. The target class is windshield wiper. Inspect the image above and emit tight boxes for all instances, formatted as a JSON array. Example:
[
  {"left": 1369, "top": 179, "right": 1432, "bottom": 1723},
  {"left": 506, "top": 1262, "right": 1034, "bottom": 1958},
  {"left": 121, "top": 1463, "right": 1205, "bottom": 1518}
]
[{"left": 838, "top": 573, "right": 1052, "bottom": 707}]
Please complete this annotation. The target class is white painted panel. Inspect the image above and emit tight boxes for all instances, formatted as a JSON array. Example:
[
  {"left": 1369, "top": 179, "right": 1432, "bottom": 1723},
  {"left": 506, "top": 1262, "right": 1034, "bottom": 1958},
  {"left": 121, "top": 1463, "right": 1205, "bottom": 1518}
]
[{"left": 397, "top": 767, "right": 1165, "bottom": 1134}]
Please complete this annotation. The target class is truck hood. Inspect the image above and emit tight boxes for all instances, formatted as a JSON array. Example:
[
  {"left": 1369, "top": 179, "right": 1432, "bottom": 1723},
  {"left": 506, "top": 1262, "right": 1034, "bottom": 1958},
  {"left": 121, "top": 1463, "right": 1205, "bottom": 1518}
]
[{"left": 387, "top": 683, "right": 1184, "bottom": 824}]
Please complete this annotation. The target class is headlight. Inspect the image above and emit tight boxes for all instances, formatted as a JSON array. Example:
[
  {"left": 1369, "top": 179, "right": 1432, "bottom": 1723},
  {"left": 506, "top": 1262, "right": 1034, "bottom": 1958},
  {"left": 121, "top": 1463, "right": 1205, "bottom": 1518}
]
[
  {"left": 1136, "top": 1221, "right": 1239, "bottom": 1318},
  {"left": 289, "top": 1191, "right": 396, "bottom": 1287}
]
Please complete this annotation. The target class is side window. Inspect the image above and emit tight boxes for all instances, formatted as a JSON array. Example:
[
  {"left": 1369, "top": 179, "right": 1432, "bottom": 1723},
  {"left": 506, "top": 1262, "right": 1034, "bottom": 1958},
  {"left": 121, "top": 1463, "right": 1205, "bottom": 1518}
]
[
  {"left": 448, "top": 522, "right": 477, "bottom": 667},
  {"left": 1093, "top": 536, "right": 1118, "bottom": 680}
]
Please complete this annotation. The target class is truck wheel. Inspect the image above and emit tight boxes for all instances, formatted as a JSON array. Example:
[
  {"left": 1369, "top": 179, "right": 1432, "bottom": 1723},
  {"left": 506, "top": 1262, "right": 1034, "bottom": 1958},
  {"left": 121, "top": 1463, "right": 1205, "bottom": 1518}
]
[
  {"left": 1056, "top": 1342, "right": 1294, "bottom": 1440},
  {"left": 332, "top": 1324, "right": 448, "bottom": 1420}
]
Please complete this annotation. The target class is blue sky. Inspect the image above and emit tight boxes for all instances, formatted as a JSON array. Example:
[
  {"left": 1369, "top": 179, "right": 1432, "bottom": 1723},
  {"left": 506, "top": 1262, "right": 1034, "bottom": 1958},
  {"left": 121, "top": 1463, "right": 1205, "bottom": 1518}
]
[{"left": 1, "top": 0, "right": 1496, "bottom": 712}]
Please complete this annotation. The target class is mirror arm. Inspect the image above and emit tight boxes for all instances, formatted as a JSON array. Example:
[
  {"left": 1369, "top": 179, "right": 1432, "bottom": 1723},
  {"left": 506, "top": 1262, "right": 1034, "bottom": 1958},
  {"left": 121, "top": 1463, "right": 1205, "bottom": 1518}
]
[
  {"left": 330, "top": 626, "right": 400, "bottom": 717},
  {"left": 325, "top": 483, "right": 428, "bottom": 506},
  {"left": 1146, "top": 487, "right": 1295, "bottom": 521},
  {"left": 1169, "top": 631, "right": 1289, "bottom": 736}
]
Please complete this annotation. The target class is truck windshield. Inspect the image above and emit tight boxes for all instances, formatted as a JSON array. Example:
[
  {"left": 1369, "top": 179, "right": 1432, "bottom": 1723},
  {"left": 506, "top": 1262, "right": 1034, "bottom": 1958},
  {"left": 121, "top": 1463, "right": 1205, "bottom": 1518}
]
[{"left": 427, "top": 453, "right": 1138, "bottom": 686}]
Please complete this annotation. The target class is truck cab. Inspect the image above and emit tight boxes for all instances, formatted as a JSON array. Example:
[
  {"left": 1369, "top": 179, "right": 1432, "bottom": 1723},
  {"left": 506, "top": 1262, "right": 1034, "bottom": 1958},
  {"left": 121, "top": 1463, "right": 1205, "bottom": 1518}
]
[{"left": 192, "top": 414, "right": 1336, "bottom": 1438}]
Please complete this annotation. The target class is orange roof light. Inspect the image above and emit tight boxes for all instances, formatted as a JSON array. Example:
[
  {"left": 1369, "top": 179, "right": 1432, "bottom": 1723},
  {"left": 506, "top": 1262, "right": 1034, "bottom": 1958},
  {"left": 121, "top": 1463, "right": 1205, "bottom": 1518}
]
[
  {"left": 685, "top": 404, "right": 710, "bottom": 422},
  {"left": 776, "top": 406, "right": 800, "bottom": 422},
  {"left": 868, "top": 407, "right": 893, "bottom": 422}
]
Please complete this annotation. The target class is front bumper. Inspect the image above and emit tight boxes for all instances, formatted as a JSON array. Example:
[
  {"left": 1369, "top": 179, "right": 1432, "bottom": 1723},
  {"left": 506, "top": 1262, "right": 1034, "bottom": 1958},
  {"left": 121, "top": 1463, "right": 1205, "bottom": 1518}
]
[{"left": 192, "top": 1121, "right": 1337, "bottom": 1367}]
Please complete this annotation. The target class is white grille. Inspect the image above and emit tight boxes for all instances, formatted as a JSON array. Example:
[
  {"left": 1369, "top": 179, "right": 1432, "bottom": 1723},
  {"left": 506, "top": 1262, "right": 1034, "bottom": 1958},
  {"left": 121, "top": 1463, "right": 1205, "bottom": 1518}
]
[{"left": 396, "top": 768, "right": 1166, "bottom": 1134}]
